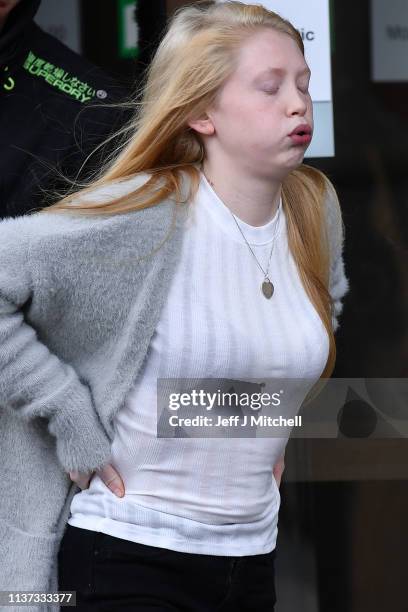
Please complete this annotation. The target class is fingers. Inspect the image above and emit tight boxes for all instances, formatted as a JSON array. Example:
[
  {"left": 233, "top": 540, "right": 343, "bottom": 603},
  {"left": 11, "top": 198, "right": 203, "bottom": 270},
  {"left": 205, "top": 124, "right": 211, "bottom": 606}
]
[
  {"left": 69, "top": 470, "right": 92, "bottom": 490},
  {"left": 68, "top": 464, "right": 125, "bottom": 497},
  {"left": 96, "top": 463, "right": 125, "bottom": 498}
]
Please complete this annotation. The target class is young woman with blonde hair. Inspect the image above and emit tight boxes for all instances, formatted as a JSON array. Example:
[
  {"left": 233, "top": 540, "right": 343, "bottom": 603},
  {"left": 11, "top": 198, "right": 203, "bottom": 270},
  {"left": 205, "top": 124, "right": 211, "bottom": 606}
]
[{"left": 0, "top": 1, "right": 349, "bottom": 609}]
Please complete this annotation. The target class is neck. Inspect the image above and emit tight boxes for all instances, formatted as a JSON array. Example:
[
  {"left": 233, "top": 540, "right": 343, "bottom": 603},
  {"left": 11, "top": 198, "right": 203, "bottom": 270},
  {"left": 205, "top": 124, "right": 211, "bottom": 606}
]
[{"left": 201, "top": 159, "right": 282, "bottom": 227}]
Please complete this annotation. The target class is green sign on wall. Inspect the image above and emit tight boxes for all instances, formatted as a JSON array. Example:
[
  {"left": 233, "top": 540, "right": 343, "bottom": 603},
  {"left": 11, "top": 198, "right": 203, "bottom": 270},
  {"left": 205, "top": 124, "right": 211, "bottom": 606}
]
[{"left": 118, "top": 0, "right": 139, "bottom": 59}]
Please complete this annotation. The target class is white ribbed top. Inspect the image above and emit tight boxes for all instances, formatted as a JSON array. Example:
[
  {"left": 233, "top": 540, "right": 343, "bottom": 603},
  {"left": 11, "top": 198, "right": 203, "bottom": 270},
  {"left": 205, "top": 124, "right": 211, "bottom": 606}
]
[{"left": 67, "top": 172, "right": 330, "bottom": 556}]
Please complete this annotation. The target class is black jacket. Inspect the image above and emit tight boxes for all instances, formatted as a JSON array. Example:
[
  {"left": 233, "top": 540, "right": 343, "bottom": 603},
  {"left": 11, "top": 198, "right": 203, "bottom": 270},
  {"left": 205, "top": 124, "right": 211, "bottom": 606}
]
[{"left": 0, "top": 0, "right": 130, "bottom": 218}]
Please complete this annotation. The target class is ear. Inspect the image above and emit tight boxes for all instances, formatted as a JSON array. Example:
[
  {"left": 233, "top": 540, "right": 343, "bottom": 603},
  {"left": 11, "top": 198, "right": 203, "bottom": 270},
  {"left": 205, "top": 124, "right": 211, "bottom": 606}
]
[{"left": 187, "top": 113, "right": 215, "bottom": 136}]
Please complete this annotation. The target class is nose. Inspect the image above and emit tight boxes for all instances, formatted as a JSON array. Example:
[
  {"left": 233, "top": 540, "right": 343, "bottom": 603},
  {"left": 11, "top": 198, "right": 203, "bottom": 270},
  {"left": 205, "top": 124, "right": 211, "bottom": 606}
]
[{"left": 286, "top": 86, "right": 308, "bottom": 117}]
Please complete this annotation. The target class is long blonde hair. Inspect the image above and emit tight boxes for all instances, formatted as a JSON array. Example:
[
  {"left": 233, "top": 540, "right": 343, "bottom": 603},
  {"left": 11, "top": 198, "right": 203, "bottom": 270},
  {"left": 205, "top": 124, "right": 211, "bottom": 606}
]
[{"left": 39, "top": 0, "right": 344, "bottom": 380}]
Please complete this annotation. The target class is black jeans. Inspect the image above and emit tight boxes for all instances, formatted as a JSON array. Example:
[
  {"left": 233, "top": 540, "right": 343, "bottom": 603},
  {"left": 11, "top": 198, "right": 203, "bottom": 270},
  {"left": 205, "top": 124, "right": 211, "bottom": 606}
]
[{"left": 58, "top": 524, "right": 277, "bottom": 611}]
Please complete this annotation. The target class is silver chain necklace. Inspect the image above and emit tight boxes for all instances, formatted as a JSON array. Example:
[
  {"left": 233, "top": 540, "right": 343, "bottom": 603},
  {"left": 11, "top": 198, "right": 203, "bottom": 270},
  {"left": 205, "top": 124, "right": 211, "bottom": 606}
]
[{"left": 201, "top": 168, "right": 281, "bottom": 299}]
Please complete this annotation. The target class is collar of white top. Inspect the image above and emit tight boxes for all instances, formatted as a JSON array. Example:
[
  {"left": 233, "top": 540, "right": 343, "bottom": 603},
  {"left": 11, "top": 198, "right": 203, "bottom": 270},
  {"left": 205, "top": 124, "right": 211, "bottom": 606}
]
[{"left": 197, "top": 170, "right": 284, "bottom": 247}]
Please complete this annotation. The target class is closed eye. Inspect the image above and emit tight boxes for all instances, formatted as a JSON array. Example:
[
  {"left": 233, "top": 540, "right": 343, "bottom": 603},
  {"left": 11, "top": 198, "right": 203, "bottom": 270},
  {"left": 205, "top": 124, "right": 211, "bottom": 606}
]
[{"left": 299, "top": 79, "right": 311, "bottom": 94}]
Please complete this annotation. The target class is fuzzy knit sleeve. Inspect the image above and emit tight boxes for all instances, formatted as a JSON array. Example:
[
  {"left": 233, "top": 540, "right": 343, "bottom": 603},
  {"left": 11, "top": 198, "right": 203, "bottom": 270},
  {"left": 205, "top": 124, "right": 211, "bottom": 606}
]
[
  {"left": 0, "top": 215, "right": 112, "bottom": 473},
  {"left": 323, "top": 180, "right": 350, "bottom": 332}
]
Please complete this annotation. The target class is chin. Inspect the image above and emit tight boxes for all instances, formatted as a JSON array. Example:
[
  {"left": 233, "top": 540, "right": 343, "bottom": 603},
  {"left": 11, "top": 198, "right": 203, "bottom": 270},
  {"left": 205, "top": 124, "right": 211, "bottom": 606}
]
[
  {"left": 283, "top": 157, "right": 305, "bottom": 173},
  {"left": 290, "top": 150, "right": 307, "bottom": 166},
  {"left": 266, "top": 152, "right": 304, "bottom": 179}
]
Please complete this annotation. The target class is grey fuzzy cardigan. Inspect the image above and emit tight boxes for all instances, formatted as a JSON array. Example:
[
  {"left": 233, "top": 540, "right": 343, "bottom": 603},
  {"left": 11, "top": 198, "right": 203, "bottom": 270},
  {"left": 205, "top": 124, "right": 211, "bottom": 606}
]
[{"left": 0, "top": 169, "right": 349, "bottom": 610}]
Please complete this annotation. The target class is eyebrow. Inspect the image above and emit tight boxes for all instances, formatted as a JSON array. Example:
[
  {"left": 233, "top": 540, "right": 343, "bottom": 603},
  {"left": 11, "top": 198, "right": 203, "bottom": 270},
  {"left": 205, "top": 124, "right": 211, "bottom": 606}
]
[{"left": 253, "top": 67, "right": 311, "bottom": 81}]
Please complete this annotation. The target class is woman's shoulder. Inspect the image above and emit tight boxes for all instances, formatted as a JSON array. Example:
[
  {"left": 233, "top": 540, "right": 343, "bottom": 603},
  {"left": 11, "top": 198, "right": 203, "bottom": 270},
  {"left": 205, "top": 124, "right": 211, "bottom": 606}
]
[
  {"left": 321, "top": 175, "right": 345, "bottom": 261},
  {"left": 0, "top": 172, "right": 173, "bottom": 243}
]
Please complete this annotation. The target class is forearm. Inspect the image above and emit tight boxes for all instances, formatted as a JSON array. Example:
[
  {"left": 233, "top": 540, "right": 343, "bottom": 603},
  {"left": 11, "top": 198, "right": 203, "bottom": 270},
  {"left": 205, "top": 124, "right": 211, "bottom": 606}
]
[{"left": 0, "top": 217, "right": 112, "bottom": 473}]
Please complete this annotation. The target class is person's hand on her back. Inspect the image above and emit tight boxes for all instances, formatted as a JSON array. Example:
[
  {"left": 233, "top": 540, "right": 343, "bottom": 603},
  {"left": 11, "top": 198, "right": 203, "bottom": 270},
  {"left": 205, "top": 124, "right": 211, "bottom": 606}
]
[{"left": 69, "top": 464, "right": 125, "bottom": 498}]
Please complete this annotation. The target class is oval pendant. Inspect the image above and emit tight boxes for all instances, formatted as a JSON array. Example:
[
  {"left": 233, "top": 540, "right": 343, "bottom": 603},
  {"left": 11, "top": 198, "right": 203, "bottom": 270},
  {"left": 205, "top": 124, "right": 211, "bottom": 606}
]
[{"left": 262, "top": 279, "right": 274, "bottom": 299}]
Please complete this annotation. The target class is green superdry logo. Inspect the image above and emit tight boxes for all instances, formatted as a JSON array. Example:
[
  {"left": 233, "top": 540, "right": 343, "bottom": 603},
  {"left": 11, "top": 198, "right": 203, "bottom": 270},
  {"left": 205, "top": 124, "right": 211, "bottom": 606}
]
[
  {"left": 2, "top": 66, "right": 15, "bottom": 91},
  {"left": 23, "top": 50, "right": 107, "bottom": 103}
]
